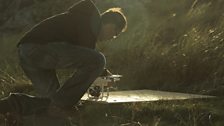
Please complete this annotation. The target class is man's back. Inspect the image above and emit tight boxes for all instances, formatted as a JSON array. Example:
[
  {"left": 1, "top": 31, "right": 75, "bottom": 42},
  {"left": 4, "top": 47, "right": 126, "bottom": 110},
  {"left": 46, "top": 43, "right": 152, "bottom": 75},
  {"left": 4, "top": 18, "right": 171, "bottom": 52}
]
[{"left": 18, "top": 0, "right": 101, "bottom": 49}]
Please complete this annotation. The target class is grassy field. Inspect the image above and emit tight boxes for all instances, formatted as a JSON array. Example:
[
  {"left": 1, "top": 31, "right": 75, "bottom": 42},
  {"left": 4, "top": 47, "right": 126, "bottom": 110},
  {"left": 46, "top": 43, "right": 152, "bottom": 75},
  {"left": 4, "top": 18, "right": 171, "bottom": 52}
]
[
  {"left": 0, "top": 0, "right": 224, "bottom": 125},
  {"left": 78, "top": 98, "right": 224, "bottom": 126}
]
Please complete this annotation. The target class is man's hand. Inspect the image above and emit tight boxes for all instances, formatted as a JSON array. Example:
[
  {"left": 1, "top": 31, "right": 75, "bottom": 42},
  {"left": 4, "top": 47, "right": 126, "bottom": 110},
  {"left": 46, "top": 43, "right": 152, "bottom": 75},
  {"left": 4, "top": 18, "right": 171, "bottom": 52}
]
[{"left": 100, "top": 68, "right": 112, "bottom": 77}]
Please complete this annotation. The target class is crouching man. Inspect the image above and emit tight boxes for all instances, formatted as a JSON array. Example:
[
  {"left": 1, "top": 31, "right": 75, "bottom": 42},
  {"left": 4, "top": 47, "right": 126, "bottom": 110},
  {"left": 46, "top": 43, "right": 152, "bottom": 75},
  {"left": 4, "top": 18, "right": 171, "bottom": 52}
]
[{"left": 0, "top": 0, "right": 127, "bottom": 124}]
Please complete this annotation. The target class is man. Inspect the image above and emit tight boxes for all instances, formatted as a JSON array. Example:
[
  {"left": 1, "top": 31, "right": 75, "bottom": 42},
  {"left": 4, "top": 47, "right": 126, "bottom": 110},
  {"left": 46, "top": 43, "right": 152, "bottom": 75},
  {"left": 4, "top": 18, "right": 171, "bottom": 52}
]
[{"left": 0, "top": 0, "right": 127, "bottom": 119}]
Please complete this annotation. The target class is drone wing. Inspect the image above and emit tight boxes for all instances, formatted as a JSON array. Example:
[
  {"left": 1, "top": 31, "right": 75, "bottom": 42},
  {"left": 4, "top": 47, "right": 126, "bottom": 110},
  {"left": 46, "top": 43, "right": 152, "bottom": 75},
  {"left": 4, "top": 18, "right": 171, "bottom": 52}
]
[{"left": 81, "top": 89, "right": 214, "bottom": 104}]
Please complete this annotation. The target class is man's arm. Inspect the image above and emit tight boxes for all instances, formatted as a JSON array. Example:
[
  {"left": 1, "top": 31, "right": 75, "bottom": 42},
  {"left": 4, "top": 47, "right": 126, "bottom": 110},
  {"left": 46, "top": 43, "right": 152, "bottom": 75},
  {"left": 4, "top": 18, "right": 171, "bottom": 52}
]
[{"left": 100, "top": 68, "right": 113, "bottom": 77}]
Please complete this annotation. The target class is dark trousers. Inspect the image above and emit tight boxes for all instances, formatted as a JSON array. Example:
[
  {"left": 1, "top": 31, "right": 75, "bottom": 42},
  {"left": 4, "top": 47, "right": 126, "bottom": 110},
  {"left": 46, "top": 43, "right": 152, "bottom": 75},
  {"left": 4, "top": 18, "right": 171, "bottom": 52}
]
[{"left": 1, "top": 42, "right": 105, "bottom": 114}]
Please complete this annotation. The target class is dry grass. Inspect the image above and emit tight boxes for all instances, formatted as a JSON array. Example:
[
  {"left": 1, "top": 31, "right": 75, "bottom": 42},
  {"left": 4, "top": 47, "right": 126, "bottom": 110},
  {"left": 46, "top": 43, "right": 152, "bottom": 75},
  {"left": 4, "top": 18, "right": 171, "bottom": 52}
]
[{"left": 0, "top": 0, "right": 224, "bottom": 125}]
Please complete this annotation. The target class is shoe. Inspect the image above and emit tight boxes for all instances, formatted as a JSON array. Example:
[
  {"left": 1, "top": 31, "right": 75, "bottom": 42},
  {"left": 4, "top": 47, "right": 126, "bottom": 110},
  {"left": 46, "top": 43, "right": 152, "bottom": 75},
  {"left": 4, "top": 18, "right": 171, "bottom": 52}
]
[{"left": 0, "top": 93, "right": 51, "bottom": 116}]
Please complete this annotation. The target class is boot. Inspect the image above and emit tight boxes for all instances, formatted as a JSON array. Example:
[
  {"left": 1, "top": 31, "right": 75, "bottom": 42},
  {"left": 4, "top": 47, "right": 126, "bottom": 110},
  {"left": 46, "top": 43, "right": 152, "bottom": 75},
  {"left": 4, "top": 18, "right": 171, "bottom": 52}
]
[{"left": 0, "top": 93, "right": 51, "bottom": 115}]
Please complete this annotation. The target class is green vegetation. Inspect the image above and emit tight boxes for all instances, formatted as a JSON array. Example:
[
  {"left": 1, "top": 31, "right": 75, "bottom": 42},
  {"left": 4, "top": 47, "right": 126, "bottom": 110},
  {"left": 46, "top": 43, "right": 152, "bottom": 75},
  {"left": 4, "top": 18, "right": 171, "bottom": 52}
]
[
  {"left": 99, "top": 0, "right": 224, "bottom": 94},
  {"left": 0, "top": 0, "right": 224, "bottom": 125},
  {"left": 79, "top": 98, "right": 224, "bottom": 126}
]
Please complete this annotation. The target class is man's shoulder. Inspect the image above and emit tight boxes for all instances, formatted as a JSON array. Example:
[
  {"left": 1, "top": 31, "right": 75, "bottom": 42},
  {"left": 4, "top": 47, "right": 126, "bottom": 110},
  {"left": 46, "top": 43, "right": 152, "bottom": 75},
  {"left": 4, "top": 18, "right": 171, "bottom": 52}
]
[{"left": 68, "top": 0, "right": 99, "bottom": 16}]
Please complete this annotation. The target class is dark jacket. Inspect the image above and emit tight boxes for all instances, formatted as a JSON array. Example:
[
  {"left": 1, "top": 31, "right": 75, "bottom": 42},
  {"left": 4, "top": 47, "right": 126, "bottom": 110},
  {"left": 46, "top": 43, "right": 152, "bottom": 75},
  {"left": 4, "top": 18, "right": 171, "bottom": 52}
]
[{"left": 17, "top": 0, "right": 101, "bottom": 49}]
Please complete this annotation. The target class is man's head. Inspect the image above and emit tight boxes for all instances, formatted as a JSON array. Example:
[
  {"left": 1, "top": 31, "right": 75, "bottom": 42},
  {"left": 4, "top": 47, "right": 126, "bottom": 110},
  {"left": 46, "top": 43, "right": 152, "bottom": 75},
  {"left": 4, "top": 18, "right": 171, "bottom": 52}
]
[{"left": 98, "top": 8, "right": 127, "bottom": 41}]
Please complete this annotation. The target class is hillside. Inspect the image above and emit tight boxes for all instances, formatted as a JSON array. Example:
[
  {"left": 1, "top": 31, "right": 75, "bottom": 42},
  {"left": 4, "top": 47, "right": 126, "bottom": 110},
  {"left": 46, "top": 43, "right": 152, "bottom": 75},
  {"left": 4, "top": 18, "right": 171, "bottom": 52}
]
[{"left": 0, "top": 0, "right": 224, "bottom": 95}]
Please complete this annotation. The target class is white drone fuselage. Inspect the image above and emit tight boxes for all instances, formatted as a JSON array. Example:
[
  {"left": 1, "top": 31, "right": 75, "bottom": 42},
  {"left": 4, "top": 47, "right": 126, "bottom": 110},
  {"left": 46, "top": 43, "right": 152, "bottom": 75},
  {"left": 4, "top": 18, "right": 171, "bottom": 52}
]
[{"left": 87, "top": 75, "right": 122, "bottom": 99}]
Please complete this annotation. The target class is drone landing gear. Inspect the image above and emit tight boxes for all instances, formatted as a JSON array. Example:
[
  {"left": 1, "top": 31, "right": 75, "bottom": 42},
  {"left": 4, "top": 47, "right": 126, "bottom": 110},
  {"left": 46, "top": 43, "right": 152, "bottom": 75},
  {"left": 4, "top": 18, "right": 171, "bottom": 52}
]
[{"left": 87, "top": 75, "right": 122, "bottom": 100}]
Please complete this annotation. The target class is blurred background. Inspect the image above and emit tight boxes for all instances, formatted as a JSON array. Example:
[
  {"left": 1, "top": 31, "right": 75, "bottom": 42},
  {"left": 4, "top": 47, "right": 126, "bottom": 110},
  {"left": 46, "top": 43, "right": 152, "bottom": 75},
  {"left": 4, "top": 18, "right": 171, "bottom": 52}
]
[{"left": 0, "top": 0, "right": 224, "bottom": 96}]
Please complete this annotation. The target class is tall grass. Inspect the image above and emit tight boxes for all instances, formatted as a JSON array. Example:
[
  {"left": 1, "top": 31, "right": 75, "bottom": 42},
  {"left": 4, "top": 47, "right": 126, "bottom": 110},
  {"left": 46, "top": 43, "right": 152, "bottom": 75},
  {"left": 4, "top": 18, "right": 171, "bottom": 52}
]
[
  {"left": 0, "top": 0, "right": 224, "bottom": 125},
  {"left": 0, "top": 0, "right": 223, "bottom": 95},
  {"left": 98, "top": 0, "right": 224, "bottom": 94}
]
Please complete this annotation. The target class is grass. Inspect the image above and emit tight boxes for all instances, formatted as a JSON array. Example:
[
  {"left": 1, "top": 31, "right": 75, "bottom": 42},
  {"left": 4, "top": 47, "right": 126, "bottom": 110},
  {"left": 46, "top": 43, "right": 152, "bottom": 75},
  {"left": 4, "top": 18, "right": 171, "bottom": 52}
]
[
  {"left": 96, "top": 0, "right": 224, "bottom": 95},
  {"left": 78, "top": 98, "right": 224, "bottom": 126},
  {"left": 0, "top": 0, "right": 224, "bottom": 125}
]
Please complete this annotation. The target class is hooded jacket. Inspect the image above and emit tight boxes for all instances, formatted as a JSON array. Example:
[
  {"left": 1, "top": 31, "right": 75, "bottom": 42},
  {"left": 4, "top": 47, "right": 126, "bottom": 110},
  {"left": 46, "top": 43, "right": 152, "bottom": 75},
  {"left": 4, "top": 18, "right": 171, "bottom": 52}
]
[{"left": 17, "top": 0, "right": 101, "bottom": 49}]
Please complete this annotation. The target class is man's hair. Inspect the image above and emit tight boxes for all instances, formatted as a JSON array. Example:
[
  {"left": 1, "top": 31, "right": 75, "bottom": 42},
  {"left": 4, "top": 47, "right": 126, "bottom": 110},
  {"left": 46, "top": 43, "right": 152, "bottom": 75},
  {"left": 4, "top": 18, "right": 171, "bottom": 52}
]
[{"left": 101, "top": 8, "right": 127, "bottom": 33}]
